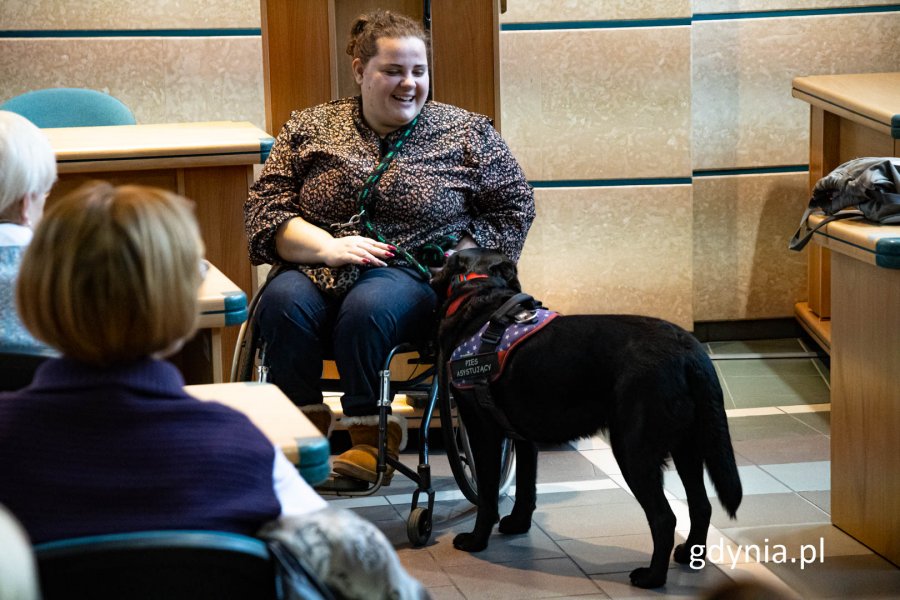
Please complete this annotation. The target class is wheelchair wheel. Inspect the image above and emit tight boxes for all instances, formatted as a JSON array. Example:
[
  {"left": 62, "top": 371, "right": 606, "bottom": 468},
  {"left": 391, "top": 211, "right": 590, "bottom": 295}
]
[
  {"left": 406, "top": 507, "right": 432, "bottom": 546},
  {"left": 440, "top": 384, "right": 516, "bottom": 506}
]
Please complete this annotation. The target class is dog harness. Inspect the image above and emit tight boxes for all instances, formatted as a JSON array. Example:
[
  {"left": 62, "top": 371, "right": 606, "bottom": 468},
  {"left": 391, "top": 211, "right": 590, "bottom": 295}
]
[{"left": 448, "top": 292, "right": 558, "bottom": 439}]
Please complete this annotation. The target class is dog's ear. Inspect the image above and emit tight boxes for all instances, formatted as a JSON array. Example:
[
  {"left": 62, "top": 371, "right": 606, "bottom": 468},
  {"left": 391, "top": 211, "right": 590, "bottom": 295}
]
[
  {"left": 471, "top": 249, "right": 521, "bottom": 292},
  {"left": 430, "top": 251, "right": 465, "bottom": 294},
  {"left": 430, "top": 247, "right": 522, "bottom": 294},
  {"left": 489, "top": 257, "right": 521, "bottom": 292}
]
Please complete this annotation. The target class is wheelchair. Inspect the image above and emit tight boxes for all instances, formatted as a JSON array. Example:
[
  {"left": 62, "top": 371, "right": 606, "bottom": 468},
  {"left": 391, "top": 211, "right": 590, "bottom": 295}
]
[{"left": 232, "top": 265, "right": 515, "bottom": 546}]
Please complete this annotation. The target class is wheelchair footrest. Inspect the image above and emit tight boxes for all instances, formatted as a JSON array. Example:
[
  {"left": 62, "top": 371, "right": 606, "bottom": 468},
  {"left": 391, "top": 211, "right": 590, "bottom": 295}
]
[{"left": 314, "top": 474, "right": 371, "bottom": 493}]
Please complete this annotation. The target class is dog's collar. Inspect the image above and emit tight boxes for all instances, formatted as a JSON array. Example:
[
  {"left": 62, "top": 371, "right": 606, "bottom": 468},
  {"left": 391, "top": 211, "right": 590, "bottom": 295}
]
[
  {"left": 444, "top": 273, "right": 491, "bottom": 317},
  {"left": 447, "top": 272, "right": 490, "bottom": 295}
]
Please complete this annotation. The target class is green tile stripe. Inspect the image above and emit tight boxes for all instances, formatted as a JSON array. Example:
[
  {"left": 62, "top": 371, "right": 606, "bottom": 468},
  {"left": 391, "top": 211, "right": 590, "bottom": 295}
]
[
  {"left": 502, "top": 19, "right": 690, "bottom": 31},
  {"left": 693, "top": 4, "right": 900, "bottom": 21},
  {"left": 501, "top": 5, "right": 900, "bottom": 30},
  {"left": 530, "top": 177, "right": 690, "bottom": 188},
  {"left": 0, "top": 28, "right": 261, "bottom": 38},
  {"left": 3, "top": 5, "right": 898, "bottom": 37},
  {"left": 693, "top": 165, "right": 808, "bottom": 177},
  {"left": 529, "top": 166, "right": 808, "bottom": 188}
]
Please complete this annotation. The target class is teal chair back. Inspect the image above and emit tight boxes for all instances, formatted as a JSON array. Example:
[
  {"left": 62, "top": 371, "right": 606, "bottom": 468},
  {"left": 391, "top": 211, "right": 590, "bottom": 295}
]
[
  {"left": 1, "top": 88, "right": 136, "bottom": 128},
  {"left": 35, "top": 530, "right": 284, "bottom": 599}
]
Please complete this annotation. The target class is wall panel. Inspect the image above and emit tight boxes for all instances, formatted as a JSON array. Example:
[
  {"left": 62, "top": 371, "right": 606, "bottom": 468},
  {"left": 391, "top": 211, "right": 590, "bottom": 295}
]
[{"left": 519, "top": 185, "right": 694, "bottom": 330}]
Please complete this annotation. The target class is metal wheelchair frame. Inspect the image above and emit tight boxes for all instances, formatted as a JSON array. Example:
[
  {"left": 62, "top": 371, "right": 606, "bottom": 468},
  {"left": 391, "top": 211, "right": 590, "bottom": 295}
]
[{"left": 231, "top": 266, "right": 515, "bottom": 545}]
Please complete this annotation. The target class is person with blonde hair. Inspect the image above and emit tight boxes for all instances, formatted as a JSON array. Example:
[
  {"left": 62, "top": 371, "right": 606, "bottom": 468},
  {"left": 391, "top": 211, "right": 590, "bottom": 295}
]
[
  {"left": 0, "top": 181, "right": 327, "bottom": 544},
  {"left": 0, "top": 110, "right": 56, "bottom": 358},
  {"left": 0, "top": 181, "right": 428, "bottom": 599}
]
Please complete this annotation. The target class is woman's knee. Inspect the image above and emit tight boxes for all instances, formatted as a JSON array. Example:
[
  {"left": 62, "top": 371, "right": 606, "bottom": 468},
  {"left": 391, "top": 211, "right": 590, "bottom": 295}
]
[
  {"left": 255, "top": 270, "right": 329, "bottom": 335},
  {"left": 339, "top": 268, "right": 436, "bottom": 329}
]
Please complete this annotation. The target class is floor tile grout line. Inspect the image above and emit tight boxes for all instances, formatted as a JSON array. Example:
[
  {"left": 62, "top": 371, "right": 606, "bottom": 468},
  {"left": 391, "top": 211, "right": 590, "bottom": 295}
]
[
  {"left": 602, "top": 471, "right": 803, "bottom": 592},
  {"left": 708, "top": 352, "right": 819, "bottom": 360},
  {"left": 810, "top": 358, "right": 832, "bottom": 390},
  {"left": 713, "top": 360, "right": 739, "bottom": 410}
]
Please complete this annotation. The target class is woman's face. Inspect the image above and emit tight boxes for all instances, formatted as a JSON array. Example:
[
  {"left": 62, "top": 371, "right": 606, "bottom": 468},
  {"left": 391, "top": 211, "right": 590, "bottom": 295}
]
[{"left": 353, "top": 36, "right": 429, "bottom": 137}]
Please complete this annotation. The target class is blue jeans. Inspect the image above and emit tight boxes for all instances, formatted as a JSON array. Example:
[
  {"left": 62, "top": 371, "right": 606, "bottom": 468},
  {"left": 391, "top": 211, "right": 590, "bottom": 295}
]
[{"left": 254, "top": 266, "right": 437, "bottom": 417}]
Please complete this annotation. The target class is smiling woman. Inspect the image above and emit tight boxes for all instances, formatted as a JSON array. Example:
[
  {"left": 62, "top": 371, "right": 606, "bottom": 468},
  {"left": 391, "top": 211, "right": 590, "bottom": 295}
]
[{"left": 243, "top": 9, "right": 535, "bottom": 485}]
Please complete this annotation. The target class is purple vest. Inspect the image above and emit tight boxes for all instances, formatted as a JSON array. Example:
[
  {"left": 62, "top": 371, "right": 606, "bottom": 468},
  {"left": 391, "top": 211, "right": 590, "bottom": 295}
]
[{"left": 449, "top": 308, "right": 557, "bottom": 389}]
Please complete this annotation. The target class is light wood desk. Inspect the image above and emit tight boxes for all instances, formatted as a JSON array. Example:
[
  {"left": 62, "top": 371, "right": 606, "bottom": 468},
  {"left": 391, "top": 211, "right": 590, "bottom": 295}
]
[
  {"left": 171, "top": 262, "right": 248, "bottom": 385},
  {"left": 792, "top": 72, "right": 900, "bottom": 351},
  {"left": 43, "top": 121, "right": 273, "bottom": 375},
  {"left": 806, "top": 214, "right": 900, "bottom": 567},
  {"left": 185, "top": 382, "right": 330, "bottom": 485}
]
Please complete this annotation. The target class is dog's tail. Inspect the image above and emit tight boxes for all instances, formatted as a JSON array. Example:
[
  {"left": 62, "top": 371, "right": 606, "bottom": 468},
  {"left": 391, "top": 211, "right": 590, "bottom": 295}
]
[{"left": 690, "top": 353, "right": 742, "bottom": 518}]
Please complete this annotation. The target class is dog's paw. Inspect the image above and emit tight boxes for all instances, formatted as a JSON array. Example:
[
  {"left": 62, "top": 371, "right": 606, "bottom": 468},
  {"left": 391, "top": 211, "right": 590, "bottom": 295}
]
[
  {"left": 498, "top": 514, "right": 532, "bottom": 535},
  {"left": 453, "top": 532, "right": 489, "bottom": 552},
  {"left": 629, "top": 567, "right": 667, "bottom": 589},
  {"left": 673, "top": 542, "right": 704, "bottom": 565}
]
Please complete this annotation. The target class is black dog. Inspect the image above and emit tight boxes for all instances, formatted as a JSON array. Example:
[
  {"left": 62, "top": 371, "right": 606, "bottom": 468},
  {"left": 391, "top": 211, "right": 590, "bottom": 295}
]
[{"left": 433, "top": 248, "right": 742, "bottom": 589}]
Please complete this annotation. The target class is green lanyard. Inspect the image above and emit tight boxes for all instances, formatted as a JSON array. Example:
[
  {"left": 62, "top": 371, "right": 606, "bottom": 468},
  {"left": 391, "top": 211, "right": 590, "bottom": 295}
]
[{"left": 332, "top": 115, "right": 431, "bottom": 280}]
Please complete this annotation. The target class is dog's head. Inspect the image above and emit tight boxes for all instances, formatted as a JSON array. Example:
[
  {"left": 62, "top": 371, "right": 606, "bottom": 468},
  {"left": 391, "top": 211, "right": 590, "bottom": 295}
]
[{"left": 432, "top": 247, "right": 521, "bottom": 299}]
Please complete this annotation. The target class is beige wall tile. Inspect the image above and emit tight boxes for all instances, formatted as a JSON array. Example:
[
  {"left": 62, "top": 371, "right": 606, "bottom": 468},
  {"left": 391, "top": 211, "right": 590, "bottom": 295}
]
[
  {"left": 0, "top": 37, "right": 265, "bottom": 129},
  {"left": 694, "top": 0, "right": 898, "bottom": 13},
  {"left": 693, "top": 173, "right": 809, "bottom": 321},
  {"left": 0, "top": 0, "right": 259, "bottom": 29},
  {"left": 518, "top": 185, "right": 694, "bottom": 330},
  {"left": 162, "top": 37, "right": 265, "bottom": 129},
  {"left": 692, "top": 12, "right": 900, "bottom": 170},
  {"left": 0, "top": 38, "right": 167, "bottom": 123},
  {"left": 501, "top": 26, "right": 692, "bottom": 181},
  {"left": 501, "top": 1, "right": 690, "bottom": 23}
]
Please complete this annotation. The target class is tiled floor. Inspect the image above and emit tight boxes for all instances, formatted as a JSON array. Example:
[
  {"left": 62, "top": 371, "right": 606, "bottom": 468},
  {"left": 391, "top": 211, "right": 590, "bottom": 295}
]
[{"left": 323, "top": 339, "right": 900, "bottom": 599}]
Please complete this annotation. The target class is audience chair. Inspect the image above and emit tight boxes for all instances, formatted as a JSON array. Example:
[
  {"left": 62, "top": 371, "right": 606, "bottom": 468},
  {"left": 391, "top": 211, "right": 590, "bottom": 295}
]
[
  {"left": 1, "top": 88, "right": 136, "bottom": 128},
  {"left": 0, "top": 351, "right": 49, "bottom": 392},
  {"left": 34, "top": 529, "right": 333, "bottom": 600}
]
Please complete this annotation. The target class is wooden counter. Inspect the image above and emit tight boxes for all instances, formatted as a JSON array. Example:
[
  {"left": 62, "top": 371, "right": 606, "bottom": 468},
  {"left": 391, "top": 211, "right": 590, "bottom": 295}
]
[
  {"left": 43, "top": 121, "right": 272, "bottom": 375},
  {"left": 185, "top": 382, "right": 329, "bottom": 485},
  {"left": 792, "top": 73, "right": 900, "bottom": 351},
  {"left": 805, "top": 214, "right": 900, "bottom": 567},
  {"left": 170, "top": 262, "right": 247, "bottom": 385}
]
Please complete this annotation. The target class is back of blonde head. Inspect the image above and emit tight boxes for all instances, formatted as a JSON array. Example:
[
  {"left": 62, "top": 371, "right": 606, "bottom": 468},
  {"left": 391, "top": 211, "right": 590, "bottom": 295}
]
[
  {"left": 17, "top": 182, "right": 203, "bottom": 366},
  {"left": 0, "top": 111, "right": 57, "bottom": 218}
]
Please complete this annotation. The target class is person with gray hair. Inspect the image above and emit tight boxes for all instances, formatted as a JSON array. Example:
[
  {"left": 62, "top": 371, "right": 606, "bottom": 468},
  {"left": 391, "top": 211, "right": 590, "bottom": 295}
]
[
  {"left": 0, "top": 110, "right": 57, "bottom": 357},
  {"left": 0, "top": 504, "right": 39, "bottom": 600}
]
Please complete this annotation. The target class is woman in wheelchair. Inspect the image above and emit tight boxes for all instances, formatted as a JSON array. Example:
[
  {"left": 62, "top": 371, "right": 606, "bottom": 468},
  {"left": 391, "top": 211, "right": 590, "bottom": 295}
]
[{"left": 244, "top": 9, "right": 535, "bottom": 484}]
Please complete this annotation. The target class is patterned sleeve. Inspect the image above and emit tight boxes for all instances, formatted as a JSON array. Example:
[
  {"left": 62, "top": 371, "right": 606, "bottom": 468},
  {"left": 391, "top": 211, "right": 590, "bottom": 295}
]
[
  {"left": 244, "top": 115, "right": 307, "bottom": 266},
  {"left": 466, "top": 118, "right": 536, "bottom": 263}
]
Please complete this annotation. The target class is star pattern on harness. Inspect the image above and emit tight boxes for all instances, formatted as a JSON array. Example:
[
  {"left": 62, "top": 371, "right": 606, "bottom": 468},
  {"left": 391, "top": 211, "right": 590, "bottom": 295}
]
[{"left": 450, "top": 310, "right": 553, "bottom": 361}]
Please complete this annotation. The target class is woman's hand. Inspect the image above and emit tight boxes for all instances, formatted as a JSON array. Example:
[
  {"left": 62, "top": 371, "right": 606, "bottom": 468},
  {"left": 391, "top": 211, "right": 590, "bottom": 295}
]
[
  {"left": 275, "top": 216, "right": 395, "bottom": 266},
  {"left": 321, "top": 235, "right": 395, "bottom": 267}
]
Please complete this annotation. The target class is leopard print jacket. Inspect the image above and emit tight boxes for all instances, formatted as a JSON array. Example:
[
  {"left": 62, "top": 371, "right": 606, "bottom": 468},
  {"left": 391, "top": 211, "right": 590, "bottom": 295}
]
[{"left": 244, "top": 97, "right": 535, "bottom": 268}]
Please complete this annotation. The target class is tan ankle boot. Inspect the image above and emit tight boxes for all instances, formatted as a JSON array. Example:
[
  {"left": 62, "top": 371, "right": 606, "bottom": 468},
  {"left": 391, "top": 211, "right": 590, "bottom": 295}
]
[
  {"left": 332, "top": 415, "right": 407, "bottom": 484},
  {"left": 300, "top": 403, "right": 334, "bottom": 438}
]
